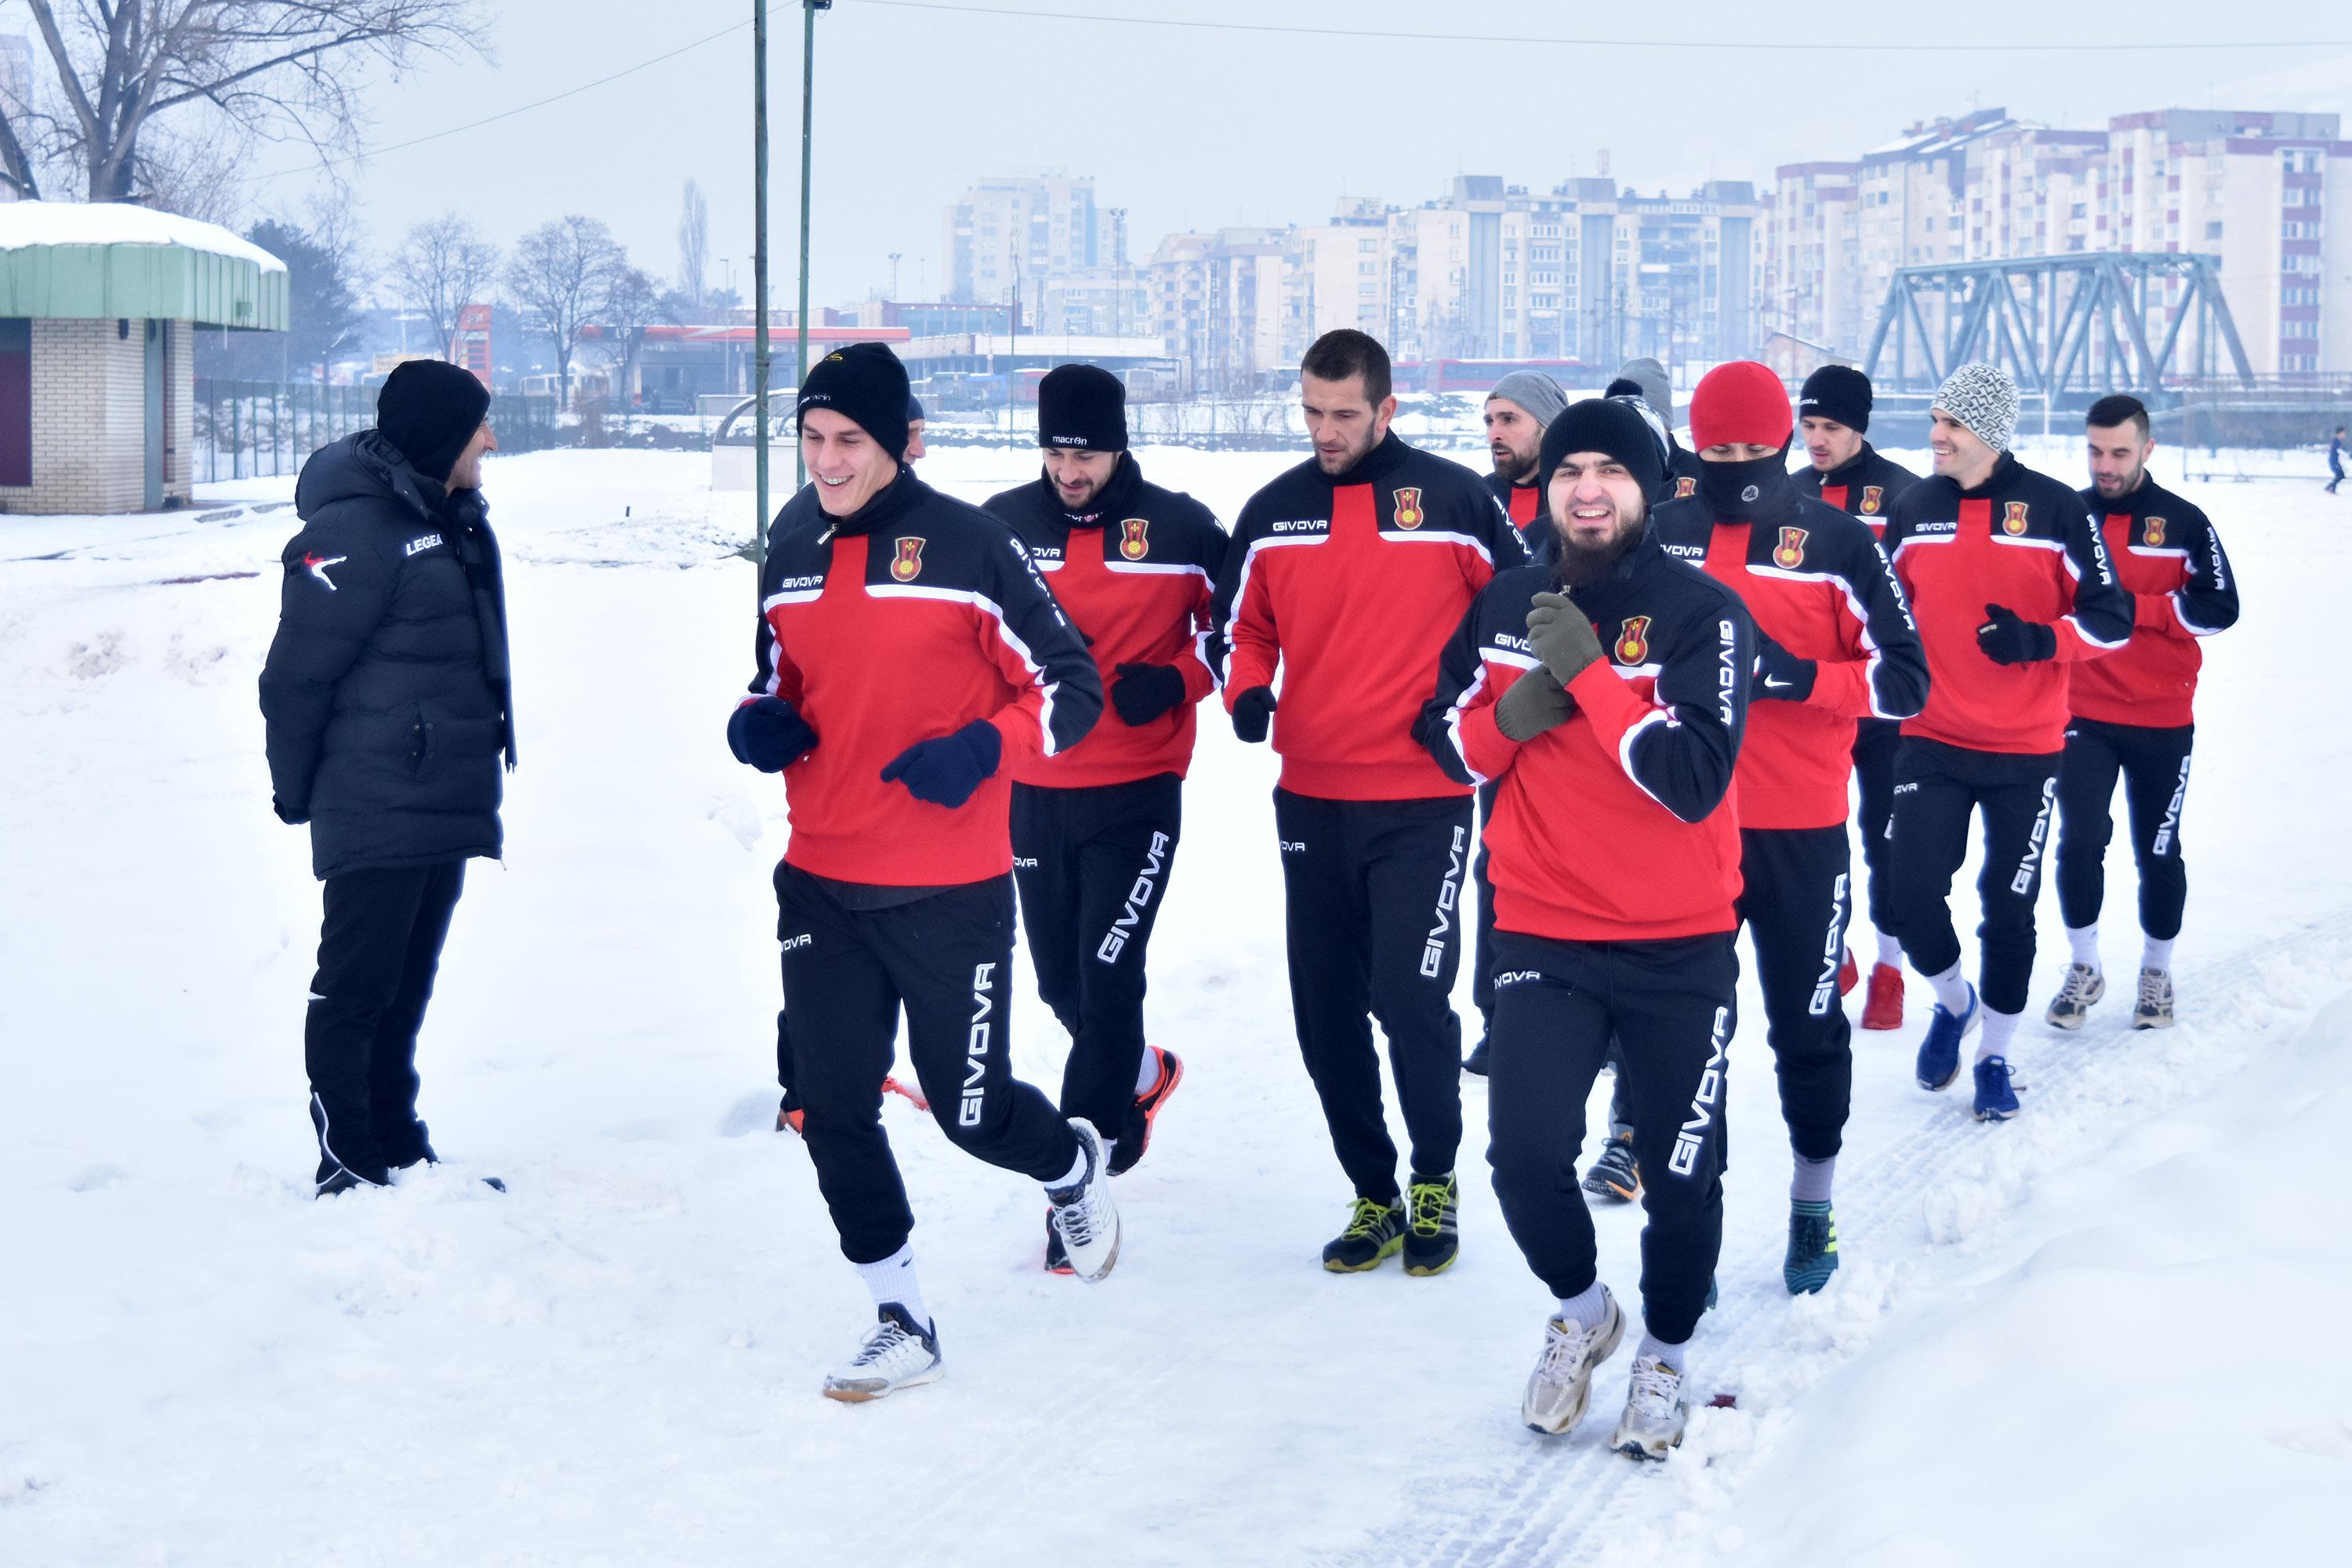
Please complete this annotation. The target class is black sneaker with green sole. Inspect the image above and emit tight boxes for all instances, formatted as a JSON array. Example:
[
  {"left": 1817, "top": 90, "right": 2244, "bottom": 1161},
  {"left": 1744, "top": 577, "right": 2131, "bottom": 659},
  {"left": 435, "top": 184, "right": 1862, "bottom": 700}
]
[{"left": 1321, "top": 1196, "right": 1406, "bottom": 1272}]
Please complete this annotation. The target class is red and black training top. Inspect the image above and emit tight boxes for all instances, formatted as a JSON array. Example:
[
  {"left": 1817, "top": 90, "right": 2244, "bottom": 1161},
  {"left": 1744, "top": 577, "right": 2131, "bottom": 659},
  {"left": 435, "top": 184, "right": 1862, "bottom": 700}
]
[
  {"left": 746, "top": 470, "right": 1102, "bottom": 887},
  {"left": 1882, "top": 452, "right": 2132, "bottom": 757},
  {"left": 1653, "top": 477, "right": 1929, "bottom": 830},
  {"left": 1485, "top": 470, "right": 1544, "bottom": 546},
  {"left": 983, "top": 456, "right": 1227, "bottom": 787},
  {"left": 1793, "top": 442, "right": 1921, "bottom": 544},
  {"left": 1418, "top": 529, "right": 1755, "bottom": 942},
  {"left": 1214, "top": 433, "right": 1527, "bottom": 801},
  {"left": 2069, "top": 475, "right": 2239, "bottom": 729}
]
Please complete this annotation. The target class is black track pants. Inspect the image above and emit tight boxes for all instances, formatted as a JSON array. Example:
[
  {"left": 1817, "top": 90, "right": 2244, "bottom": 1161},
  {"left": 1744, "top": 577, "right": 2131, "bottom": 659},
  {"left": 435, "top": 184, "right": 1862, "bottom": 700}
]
[
  {"left": 776, "top": 867, "right": 1079, "bottom": 1265},
  {"left": 1852, "top": 717, "right": 1903, "bottom": 937},
  {"left": 1737, "top": 826, "right": 1853, "bottom": 1161},
  {"left": 1274, "top": 788, "right": 1471, "bottom": 1205},
  {"left": 305, "top": 860, "right": 466, "bottom": 1176},
  {"left": 2054, "top": 718, "right": 2193, "bottom": 943},
  {"left": 1486, "top": 931, "right": 1738, "bottom": 1346},
  {"left": 1886, "top": 737, "right": 2060, "bottom": 1017},
  {"left": 1011, "top": 774, "right": 1184, "bottom": 1138}
]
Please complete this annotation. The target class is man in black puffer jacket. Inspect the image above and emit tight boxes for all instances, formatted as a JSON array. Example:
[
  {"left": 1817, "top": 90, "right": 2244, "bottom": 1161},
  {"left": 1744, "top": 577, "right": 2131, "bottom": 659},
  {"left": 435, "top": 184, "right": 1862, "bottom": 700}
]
[{"left": 260, "top": 360, "right": 514, "bottom": 1196}]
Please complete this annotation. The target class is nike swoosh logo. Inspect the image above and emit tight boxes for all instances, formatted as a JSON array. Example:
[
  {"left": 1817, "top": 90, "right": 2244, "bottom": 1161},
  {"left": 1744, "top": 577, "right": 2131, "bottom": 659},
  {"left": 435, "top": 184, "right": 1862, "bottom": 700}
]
[{"left": 1764, "top": 677, "right": 1794, "bottom": 690}]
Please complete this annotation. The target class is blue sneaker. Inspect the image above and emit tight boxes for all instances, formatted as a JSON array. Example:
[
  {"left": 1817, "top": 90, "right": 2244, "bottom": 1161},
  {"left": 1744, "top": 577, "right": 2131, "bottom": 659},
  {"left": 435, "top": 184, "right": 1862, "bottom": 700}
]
[
  {"left": 1973, "top": 1055, "right": 2022, "bottom": 1121},
  {"left": 1915, "top": 984, "right": 1980, "bottom": 1091},
  {"left": 1784, "top": 1202, "right": 1839, "bottom": 1294}
]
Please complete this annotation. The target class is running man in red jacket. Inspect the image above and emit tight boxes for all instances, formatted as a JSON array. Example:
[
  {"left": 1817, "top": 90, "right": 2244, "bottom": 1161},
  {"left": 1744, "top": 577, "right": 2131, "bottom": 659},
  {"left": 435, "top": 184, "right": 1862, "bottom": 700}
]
[
  {"left": 2044, "top": 394, "right": 2239, "bottom": 1032},
  {"left": 729, "top": 344, "right": 1116, "bottom": 1401},
  {"left": 1881, "top": 364, "right": 2132, "bottom": 1121},
  {"left": 1212, "top": 329, "right": 1528, "bottom": 1277}
]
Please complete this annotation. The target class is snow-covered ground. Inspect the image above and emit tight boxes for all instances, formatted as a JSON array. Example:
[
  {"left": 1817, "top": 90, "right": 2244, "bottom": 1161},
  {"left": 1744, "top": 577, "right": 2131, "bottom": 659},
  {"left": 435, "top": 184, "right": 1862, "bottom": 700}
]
[{"left": 2, "top": 439, "right": 2347, "bottom": 1566}]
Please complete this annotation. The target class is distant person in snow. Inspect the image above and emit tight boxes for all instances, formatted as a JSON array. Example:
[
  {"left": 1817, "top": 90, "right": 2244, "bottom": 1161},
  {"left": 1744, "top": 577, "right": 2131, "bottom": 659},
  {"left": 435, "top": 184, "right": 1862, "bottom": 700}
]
[
  {"left": 2328, "top": 424, "right": 2344, "bottom": 495},
  {"left": 259, "top": 361, "right": 513, "bottom": 1199}
]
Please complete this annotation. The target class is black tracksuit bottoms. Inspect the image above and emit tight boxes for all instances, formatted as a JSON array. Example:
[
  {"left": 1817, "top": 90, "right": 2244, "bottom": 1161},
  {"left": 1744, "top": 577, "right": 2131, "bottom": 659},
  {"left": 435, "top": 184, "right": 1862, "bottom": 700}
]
[
  {"left": 1273, "top": 787, "right": 1470, "bottom": 1205},
  {"left": 1738, "top": 826, "right": 1853, "bottom": 1161},
  {"left": 1011, "top": 774, "right": 1184, "bottom": 1140},
  {"left": 1852, "top": 717, "right": 1904, "bottom": 938},
  {"left": 305, "top": 860, "right": 466, "bottom": 1178},
  {"left": 1486, "top": 931, "right": 1738, "bottom": 1347},
  {"left": 1886, "top": 737, "right": 2060, "bottom": 1018},
  {"left": 775, "top": 866, "right": 1080, "bottom": 1265},
  {"left": 2055, "top": 718, "right": 2193, "bottom": 943}
]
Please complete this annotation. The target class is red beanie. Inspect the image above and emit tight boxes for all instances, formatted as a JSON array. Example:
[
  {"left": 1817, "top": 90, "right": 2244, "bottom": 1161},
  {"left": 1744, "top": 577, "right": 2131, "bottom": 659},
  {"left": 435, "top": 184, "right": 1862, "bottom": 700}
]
[{"left": 1689, "top": 361, "right": 1793, "bottom": 452}]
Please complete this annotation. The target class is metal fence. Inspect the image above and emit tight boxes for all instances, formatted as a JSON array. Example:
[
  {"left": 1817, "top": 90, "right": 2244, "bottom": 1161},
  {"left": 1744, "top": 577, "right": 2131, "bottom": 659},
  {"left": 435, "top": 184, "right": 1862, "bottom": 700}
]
[{"left": 194, "top": 379, "right": 561, "bottom": 481}]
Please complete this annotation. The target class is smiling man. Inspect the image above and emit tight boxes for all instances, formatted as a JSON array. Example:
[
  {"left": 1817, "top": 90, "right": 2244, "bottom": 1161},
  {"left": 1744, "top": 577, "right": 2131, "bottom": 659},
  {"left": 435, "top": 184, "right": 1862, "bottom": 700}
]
[
  {"left": 1212, "top": 328, "right": 1527, "bottom": 1279},
  {"left": 730, "top": 343, "right": 1116, "bottom": 1401}
]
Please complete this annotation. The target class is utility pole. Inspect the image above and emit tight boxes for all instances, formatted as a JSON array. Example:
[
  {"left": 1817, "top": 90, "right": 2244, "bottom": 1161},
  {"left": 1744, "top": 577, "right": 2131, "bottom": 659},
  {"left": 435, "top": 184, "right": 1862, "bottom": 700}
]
[
  {"left": 889, "top": 252, "right": 902, "bottom": 300},
  {"left": 796, "top": 2, "right": 828, "bottom": 491},
  {"left": 753, "top": 1, "right": 771, "bottom": 575}
]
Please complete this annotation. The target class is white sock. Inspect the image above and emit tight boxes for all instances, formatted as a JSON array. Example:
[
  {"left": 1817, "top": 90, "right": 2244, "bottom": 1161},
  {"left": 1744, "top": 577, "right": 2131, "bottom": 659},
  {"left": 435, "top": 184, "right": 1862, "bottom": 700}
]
[
  {"left": 2142, "top": 936, "right": 2175, "bottom": 973},
  {"left": 1922, "top": 960, "right": 1972, "bottom": 1016},
  {"left": 1046, "top": 1143, "right": 1089, "bottom": 1194},
  {"left": 1556, "top": 1280, "right": 1611, "bottom": 1332},
  {"left": 1637, "top": 1331, "right": 1688, "bottom": 1375},
  {"left": 1791, "top": 1153, "right": 1835, "bottom": 1206},
  {"left": 1978, "top": 1005, "right": 2020, "bottom": 1064},
  {"left": 1133, "top": 1049, "right": 1162, "bottom": 1097},
  {"left": 1875, "top": 931, "right": 1903, "bottom": 967},
  {"left": 853, "top": 1243, "right": 930, "bottom": 1331},
  {"left": 2067, "top": 924, "right": 2101, "bottom": 968}
]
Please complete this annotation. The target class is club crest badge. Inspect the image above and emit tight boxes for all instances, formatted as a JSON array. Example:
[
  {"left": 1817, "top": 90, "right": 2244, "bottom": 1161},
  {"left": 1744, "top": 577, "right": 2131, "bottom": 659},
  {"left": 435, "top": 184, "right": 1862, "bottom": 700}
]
[
  {"left": 1392, "top": 487, "right": 1425, "bottom": 529},
  {"left": 891, "top": 536, "right": 926, "bottom": 582},
  {"left": 1615, "top": 614, "right": 1652, "bottom": 664},
  {"left": 2002, "top": 501, "right": 2031, "bottom": 536},
  {"left": 1675, "top": 476, "right": 1697, "bottom": 499},
  {"left": 1120, "top": 517, "right": 1150, "bottom": 560},
  {"left": 1774, "top": 526, "right": 1809, "bottom": 569},
  {"left": 1861, "top": 485, "right": 1884, "bottom": 515},
  {"left": 2143, "top": 515, "right": 2167, "bottom": 546}
]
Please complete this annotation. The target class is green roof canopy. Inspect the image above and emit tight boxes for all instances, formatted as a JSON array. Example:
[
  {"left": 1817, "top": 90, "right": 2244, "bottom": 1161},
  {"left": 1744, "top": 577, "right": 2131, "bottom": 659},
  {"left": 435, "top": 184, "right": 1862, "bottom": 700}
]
[{"left": 0, "top": 201, "right": 289, "bottom": 330}]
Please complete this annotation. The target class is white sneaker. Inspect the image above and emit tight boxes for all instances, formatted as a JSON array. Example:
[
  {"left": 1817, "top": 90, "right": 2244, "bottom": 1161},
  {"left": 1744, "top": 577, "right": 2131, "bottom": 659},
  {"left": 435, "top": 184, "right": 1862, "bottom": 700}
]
[
  {"left": 2132, "top": 967, "right": 2175, "bottom": 1029},
  {"left": 1047, "top": 1119, "right": 1122, "bottom": 1283},
  {"left": 1610, "top": 1353, "right": 1689, "bottom": 1461},
  {"left": 821, "top": 1305, "right": 942, "bottom": 1403},
  {"left": 2043, "top": 963, "right": 2104, "bottom": 1029},
  {"left": 1522, "top": 1290, "right": 1625, "bottom": 1436}
]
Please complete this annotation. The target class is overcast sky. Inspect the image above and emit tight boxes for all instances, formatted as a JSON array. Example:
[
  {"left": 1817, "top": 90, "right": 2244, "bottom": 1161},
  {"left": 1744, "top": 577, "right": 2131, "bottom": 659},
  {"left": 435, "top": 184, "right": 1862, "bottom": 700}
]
[{"left": 209, "top": 0, "right": 2352, "bottom": 310}]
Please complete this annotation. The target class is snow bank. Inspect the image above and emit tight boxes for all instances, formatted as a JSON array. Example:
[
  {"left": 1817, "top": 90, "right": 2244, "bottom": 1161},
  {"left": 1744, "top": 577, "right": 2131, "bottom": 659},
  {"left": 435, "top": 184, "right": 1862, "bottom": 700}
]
[{"left": 0, "top": 200, "right": 288, "bottom": 271}]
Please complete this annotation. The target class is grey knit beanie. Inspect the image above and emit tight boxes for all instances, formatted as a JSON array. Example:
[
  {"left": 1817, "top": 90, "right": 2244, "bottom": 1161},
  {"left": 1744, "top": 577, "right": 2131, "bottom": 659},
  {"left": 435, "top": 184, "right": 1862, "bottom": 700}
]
[
  {"left": 1487, "top": 371, "right": 1568, "bottom": 429},
  {"left": 1613, "top": 357, "right": 1674, "bottom": 429},
  {"left": 1933, "top": 362, "right": 2020, "bottom": 454}
]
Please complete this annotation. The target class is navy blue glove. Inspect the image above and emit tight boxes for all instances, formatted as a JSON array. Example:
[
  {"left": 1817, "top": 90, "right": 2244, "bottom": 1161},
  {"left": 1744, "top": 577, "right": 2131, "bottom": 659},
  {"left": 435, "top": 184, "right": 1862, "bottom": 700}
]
[
  {"left": 728, "top": 697, "right": 818, "bottom": 772},
  {"left": 1111, "top": 662, "right": 1188, "bottom": 728},
  {"left": 1232, "top": 686, "right": 1277, "bottom": 744},
  {"left": 880, "top": 719, "right": 1003, "bottom": 808},
  {"left": 1976, "top": 604, "right": 2057, "bottom": 666},
  {"left": 1751, "top": 637, "right": 1818, "bottom": 702}
]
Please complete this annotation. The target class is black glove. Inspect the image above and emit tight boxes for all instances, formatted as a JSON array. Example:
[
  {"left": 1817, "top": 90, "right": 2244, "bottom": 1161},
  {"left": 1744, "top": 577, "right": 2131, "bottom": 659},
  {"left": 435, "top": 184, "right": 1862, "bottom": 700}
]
[
  {"left": 1751, "top": 637, "right": 1818, "bottom": 702},
  {"left": 879, "top": 719, "right": 1003, "bottom": 808},
  {"left": 1110, "top": 661, "right": 1188, "bottom": 728},
  {"left": 728, "top": 696, "right": 818, "bottom": 772},
  {"left": 1232, "top": 686, "right": 1277, "bottom": 744},
  {"left": 272, "top": 796, "right": 310, "bottom": 826},
  {"left": 1494, "top": 666, "right": 1574, "bottom": 742},
  {"left": 1976, "top": 604, "right": 2057, "bottom": 666},
  {"left": 1526, "top": 591, "right": 1606, "bottom": 684}
]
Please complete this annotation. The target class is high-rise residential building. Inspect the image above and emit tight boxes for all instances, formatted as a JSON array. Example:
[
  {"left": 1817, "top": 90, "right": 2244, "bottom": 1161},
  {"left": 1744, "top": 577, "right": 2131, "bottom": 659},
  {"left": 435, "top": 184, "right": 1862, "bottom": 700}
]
[
  {"left": 1584, "top": 182, "right": 1760, "bottom": 371},
  {"left": 1286, "top": 199, "right": 1399, "bottom": 354},
  {"left": 1760, "top": 162, "right": 1863, "bottom": 358},
  {"left": 1146, "top": 228, "right": 1285, "bottom": 395},
  {"left": 946, "top": 174, "right": 1123, "bottom": 323}
]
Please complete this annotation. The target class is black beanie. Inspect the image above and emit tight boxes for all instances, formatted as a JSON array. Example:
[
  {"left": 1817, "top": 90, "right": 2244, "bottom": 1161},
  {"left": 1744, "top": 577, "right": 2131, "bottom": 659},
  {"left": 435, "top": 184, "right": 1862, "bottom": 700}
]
[
  {"left": 1036, "top": 363, "right": 1127, "bottom": 452},
  {"left": 1798, "top": 364, "right": 1872, "bottom": 434},
  {"left": 1539, "top": 397, "right": 1666, "bottom": 500},
  {"left": 377, "top": 360, "right": 492, "bottom": 484},
  {"left": 796, "top": 342, "right": 910, "bottom": 459}
]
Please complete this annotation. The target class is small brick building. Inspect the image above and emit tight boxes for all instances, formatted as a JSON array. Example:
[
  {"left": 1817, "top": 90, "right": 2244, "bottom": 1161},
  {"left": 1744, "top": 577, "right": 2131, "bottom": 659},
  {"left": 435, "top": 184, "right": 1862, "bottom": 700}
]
[{"left": 0, "top": 203, "right": 288, "bottom": 515}]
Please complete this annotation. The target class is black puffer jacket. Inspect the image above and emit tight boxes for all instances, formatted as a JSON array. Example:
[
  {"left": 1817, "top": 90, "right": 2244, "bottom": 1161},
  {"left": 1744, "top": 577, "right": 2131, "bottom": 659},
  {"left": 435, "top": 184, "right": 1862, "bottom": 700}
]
[{"left": 260, "top": 431, "right": 515, "bottom": 880}]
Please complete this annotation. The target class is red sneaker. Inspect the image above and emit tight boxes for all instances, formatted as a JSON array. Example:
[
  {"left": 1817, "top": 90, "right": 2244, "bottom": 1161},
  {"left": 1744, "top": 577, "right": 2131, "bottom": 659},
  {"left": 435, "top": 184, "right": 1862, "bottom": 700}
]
[
  {"left": 1109, "top": 1047, "right": 1184, "bottom": 1176},
  {"left": 1860, "top": 963, "right": 1904, "bottom": 1030},
  {"left": 882, "top": 1075, "right": 930, "bottom": 1112},
  {"left": 776, "top": 1105, "right": 805, "bottom": 1135},
  {"left": 1837, "top": 947, "right": 1859, "bottom": 996}
]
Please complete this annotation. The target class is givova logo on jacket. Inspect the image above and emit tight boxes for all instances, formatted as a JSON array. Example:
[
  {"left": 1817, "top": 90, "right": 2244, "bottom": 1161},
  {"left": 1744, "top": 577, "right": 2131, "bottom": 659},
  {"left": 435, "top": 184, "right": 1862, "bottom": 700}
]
[
  {"left": 1120, "top": 517, "right": 1150, "bottom": 560},
  {"left": 2003, "top": 501, "right": 2031, "bottom": 536},
  {"left": 1774, "top": 526, "right": 1808, "bottom": 569},
  {"left": 1391, "top": 488, "right": 1424, "bottom": 529},
  {"left": 891, "top": 536, "right": 926, "bottom": 582},
  {"left": 1615, "top": 615, "right": 1651, "bottom": 664}
]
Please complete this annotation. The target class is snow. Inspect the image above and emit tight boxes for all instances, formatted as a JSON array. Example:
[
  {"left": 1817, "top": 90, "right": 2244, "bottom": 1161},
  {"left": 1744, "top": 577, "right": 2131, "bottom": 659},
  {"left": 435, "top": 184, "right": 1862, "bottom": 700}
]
[
  {"left": 2, "top": 437, "right": 2348, "bottom": 1565},
  {"left": 0, "top": 200, "right": 289, "bottom": 271}
]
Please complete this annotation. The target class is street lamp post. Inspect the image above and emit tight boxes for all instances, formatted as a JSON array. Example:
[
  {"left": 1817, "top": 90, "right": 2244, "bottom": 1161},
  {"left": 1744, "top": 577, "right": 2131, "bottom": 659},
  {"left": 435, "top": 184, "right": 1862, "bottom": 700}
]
[{"left": 795, "top": 2, "right": 828, "bottom": 492}]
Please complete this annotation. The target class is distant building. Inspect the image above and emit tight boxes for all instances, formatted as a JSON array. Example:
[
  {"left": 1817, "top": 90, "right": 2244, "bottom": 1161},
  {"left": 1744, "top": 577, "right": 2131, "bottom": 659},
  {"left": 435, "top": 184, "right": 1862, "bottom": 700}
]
[{"left": 946, "top": 174, "right": 1127, "bottom": 322}]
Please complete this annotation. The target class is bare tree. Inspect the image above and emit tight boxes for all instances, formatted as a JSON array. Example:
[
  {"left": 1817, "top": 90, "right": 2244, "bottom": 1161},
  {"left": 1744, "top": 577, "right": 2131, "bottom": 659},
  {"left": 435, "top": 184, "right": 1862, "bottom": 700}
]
[
  {"left": 393, "top": 214, "right": 500, "bottom": 359},
  {"left": 506, "top": 215, "right": 624, "bottom": 407},
  {"left": 18, "top": 1, "right": 481, "bottom": 205},
  {"left": 677, "top": 179, "right": 709, "bottom": 310},
  {"left": 601, "top": 266, "right": 665, "bottom": 419}
]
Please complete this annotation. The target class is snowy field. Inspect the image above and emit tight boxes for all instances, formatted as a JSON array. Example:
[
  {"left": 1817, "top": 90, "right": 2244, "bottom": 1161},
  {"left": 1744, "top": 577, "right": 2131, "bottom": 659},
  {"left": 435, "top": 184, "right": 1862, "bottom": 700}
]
[{"left": 3, "top": 439, "right": 2349, "bottom": 1566}]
